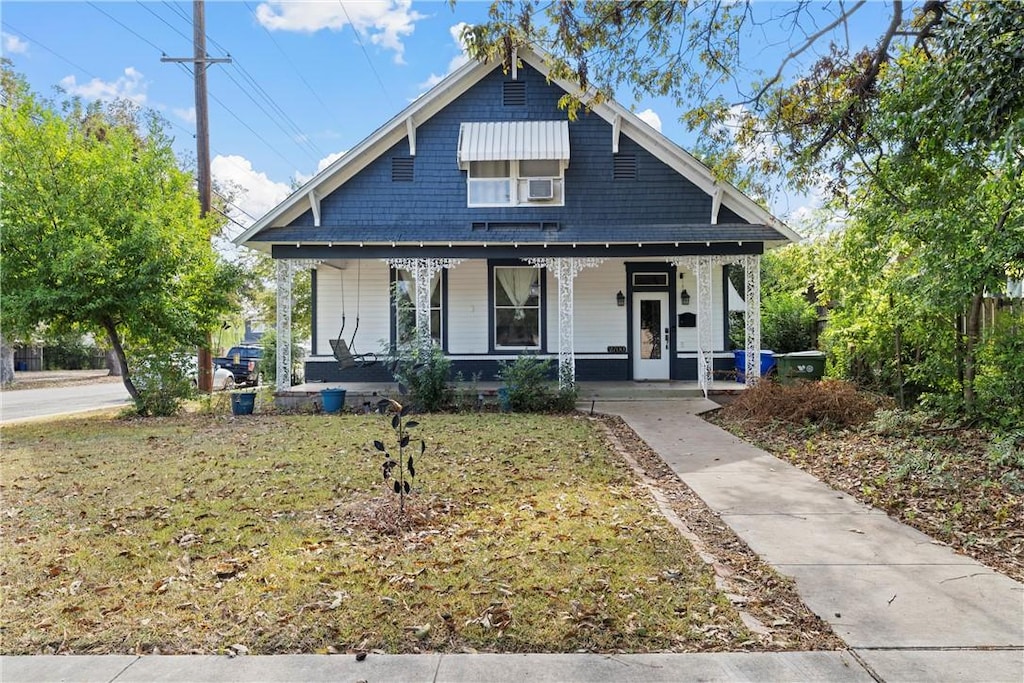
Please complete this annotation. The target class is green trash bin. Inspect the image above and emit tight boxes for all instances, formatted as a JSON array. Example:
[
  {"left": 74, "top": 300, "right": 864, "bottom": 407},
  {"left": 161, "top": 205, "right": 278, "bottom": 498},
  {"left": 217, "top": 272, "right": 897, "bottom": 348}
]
[{"left": 776, "top": 351, "right": 826, "bottom": 384}]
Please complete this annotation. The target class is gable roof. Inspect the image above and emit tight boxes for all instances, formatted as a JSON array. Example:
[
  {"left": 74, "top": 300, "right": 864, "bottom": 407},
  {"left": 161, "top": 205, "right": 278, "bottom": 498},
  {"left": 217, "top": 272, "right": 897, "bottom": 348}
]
[{"left": 235, "top": 46, "right": 800, "bottom": 249}]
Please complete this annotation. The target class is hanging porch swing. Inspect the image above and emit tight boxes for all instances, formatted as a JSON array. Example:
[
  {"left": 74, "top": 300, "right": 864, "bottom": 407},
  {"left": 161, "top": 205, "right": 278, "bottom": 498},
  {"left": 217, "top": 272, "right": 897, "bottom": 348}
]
[{"left": 329, "top": 260, "right": 380, "bottom": 370}]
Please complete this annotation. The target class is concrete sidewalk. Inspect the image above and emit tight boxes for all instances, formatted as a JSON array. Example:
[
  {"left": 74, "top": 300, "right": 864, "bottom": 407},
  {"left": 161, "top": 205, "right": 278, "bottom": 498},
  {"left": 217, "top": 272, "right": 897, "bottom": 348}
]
[
  {"left": 601, "top": 399, "right": 1024, "bottom": 682},
  {"left": 3, "top": 399, "right": 1021, "bottom": 682}
]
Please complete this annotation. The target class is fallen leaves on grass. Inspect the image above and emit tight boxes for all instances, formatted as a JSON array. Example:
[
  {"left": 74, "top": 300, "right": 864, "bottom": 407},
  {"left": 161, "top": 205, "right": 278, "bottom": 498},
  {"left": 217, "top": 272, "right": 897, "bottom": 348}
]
[{"left": 709, "top": 388, "right": 1023, "bottom": 582}]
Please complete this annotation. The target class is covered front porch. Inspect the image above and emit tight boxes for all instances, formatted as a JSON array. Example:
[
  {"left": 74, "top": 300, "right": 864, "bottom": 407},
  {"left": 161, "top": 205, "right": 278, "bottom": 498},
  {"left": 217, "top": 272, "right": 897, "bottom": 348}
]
[{"left": 272, "top": 251, "right": 765, "bottom": 398}]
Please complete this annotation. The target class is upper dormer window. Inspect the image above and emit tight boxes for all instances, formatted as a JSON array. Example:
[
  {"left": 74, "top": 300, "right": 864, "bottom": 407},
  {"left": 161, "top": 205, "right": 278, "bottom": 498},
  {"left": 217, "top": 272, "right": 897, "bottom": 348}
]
[{"left": 458, "top": 121, "right": 569, "bottom": 208}]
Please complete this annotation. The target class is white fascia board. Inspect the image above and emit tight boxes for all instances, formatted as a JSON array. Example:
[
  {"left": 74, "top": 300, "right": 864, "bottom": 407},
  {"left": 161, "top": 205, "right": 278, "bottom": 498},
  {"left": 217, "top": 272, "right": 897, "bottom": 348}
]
[
  {"left": 234, "top": 57, "right": 498, "bottom": 247},
  {"left": 517, "top": 49, "right": 799, "bottom": 243}
]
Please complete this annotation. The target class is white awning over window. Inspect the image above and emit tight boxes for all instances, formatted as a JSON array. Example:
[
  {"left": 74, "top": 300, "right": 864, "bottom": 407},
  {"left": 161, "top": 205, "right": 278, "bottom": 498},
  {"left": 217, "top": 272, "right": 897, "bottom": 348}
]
[{"left": 458, "top": 121, "right": 570, "bottom": 168}]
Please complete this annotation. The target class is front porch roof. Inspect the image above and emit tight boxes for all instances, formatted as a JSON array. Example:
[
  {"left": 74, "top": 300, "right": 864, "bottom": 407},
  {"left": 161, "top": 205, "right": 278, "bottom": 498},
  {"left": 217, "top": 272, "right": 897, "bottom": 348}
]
[{"left": 253, "top": 222, "right": 786, "bottom": 247}]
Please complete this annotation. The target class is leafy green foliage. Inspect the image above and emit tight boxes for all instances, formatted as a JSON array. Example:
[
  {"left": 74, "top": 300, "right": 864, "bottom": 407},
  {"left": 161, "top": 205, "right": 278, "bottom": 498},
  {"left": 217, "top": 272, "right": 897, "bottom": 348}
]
[
  {"left": 760, "top": 293, "right": 818, "bottom": 354},
  {"left": 974, "top": 313, "right": 1024, "bottom": 431},
  {"left": 0, "top": 67, "right": 242, "bottom": 402},
  {"left": 498, "top": 355, "right": 578, "bottom": 413},
  {"left": 391, "top": 344, "right": 455, "bottom": 413},
  {"left": 127, "top": 349, "right": 195, "bottom": 417}
]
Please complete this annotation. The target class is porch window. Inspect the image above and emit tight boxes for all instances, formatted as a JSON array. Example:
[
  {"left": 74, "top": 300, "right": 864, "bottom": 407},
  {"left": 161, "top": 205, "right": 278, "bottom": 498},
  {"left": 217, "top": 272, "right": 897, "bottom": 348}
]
[
  {"left": 494, "top": 266, "right": 542, "bottom": 349},
  {"left": 393, "top": 269, "right": 443, "bottom": 345}
]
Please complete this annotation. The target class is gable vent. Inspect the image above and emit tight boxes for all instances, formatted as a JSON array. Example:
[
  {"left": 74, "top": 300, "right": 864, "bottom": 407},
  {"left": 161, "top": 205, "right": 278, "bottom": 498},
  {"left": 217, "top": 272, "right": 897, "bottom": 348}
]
[
  {"left": 503, "top": 81, "right": 526, "bottom": 107},
  {"left": 613, "top": 153, "right": 637, "bottom": 181},
  {"left": 391, "top": 156, "right": 414, "bottom": 182}
]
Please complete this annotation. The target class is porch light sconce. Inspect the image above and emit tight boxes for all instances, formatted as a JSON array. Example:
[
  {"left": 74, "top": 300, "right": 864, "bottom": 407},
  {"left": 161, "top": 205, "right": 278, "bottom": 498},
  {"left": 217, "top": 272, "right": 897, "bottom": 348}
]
[
  {"left": 616, "top": 290, "right": 625, "bottom": 307},
  {"left": 680, "top": 289, "right": 691, "bottom": 306}
]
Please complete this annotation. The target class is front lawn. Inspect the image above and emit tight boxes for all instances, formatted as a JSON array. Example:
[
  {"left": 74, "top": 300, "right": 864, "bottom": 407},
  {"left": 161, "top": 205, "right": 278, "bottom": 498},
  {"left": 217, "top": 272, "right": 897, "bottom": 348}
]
[{"left": 0, "top": 412, "right": 834, "bottom": 655}]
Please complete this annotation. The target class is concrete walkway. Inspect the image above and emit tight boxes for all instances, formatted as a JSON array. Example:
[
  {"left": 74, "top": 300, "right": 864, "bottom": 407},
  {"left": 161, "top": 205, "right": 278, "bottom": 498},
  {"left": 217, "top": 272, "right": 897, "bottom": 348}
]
[
  {"left": 601, "top": 399, "right": 1024, "bottom": 682},
  {"left": 3, "top": 399, "right": 1021, "bottom": 682}
]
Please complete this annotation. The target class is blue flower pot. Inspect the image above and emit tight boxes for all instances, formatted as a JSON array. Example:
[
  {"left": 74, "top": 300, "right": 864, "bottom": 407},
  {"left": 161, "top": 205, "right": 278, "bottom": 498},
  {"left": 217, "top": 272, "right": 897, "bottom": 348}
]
[{"left": 321, "top": 388, "right": 346, "bottom": 414}]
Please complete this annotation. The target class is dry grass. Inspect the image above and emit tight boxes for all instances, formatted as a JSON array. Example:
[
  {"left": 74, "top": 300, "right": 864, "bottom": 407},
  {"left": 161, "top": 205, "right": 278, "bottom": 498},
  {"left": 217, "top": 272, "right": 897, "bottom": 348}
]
[
  {"left": 720, "top": 379, "right": 889, "bottom": 427},
  {"left": 1, "top": 411, "right": 781, "bottom": 655}
]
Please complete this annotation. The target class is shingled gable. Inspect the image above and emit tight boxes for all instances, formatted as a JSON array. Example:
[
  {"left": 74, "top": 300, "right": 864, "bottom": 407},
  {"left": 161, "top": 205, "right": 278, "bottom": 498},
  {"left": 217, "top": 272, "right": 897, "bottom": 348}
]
[{"left": 235, "top": 46, "right": 799, "bottom": 252}]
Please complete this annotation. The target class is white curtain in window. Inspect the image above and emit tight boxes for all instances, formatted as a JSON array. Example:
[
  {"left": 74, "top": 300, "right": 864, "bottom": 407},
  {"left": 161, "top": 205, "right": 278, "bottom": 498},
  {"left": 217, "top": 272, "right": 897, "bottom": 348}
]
[{"left": 497, "top": 268, "right": 536, "bottom": 320}]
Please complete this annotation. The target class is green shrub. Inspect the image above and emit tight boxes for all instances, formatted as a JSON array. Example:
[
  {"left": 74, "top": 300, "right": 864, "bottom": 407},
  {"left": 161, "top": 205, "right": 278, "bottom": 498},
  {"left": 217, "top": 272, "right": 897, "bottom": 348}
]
[
  {"left": 974, "top": 313, "right": 1024, "bottom": 431},
  {"left": 128, "top": 351, "right": 194, "bottom": 416},
  {"left": 761, "top": 292, "right": 818, "bottom": 353},
  {"left": 392, "top": 344, "right": 454, "bottom": 413},
  {"left": 498, "top": 355, "right": 577, "bottom": 413}
]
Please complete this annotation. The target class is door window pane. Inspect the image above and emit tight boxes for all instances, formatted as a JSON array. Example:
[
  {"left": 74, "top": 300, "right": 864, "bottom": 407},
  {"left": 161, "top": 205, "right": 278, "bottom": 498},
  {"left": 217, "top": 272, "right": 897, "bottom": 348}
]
[{"left": 639, "top": 298, "right": 662, "bottom": 360}]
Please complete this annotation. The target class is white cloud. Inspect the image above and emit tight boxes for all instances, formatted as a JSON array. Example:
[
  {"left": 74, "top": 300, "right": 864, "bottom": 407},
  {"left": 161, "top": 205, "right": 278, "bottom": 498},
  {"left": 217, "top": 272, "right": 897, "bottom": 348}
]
[
  {"left": 417, "top": 22, "right": 473, "bottom": 91},
  {"left": 256, "top": 0, "right": 424, "bottom": 64},
  {"left": 173, "top": 106, "right": 196, "bottom": 125},
  {"left": 636, "top": 108, "right": 662, "bottom": 132},
  {"left": 293, "top": 150, "right": 348, "bottom": 186},
  {"left": 212, "top": 155, "right": 291, "bottom": 228},
  {"left": 59, "top": 67, "right": 147, "bottom": 104},
  {"left": 3, "top": 32, "right": 29, "bottom": 54}
]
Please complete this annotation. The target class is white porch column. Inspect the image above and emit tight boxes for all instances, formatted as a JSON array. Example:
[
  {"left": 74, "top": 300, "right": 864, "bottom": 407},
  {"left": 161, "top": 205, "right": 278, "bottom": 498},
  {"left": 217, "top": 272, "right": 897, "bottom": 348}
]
[
  {"left": 525, "top": 257, "right": 604, "bottom": 389},
  {"left": 671, "top": 256, "right": 715, "bottom": 397},
  {"left": 383, "top": 258, "right": 463, "bottom": 354},
  {"left": 743, "top": 254, "right": 762, "bottom": 386},
  {"left": 695, "top": 256, "right": 715, "bottom": 395},
  {"left": 275, "top": 259, "right": 294, "bottom": 392}
]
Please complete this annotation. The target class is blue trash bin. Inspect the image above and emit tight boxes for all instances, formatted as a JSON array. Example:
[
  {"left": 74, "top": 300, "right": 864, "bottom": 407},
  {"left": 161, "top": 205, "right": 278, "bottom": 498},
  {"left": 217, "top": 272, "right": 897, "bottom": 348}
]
[
  {"left": 321, "top": 388, "right": 346, "bottom": 414},
  {"left": 733, "top": 350, "right": 775, "bottom": 382},
  {"left": 231, "top": 392, "right": 256, "bottom": 415}
]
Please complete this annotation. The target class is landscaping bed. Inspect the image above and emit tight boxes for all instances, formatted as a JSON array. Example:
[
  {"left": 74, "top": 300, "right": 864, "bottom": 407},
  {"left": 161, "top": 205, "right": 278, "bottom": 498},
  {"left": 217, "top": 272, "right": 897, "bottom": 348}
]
[
  {"left": 0, "top": 411, "right": 839, "bottom": 655},
  {"left": 707, "top": 380, "right": 1024, "bottom": 583}
]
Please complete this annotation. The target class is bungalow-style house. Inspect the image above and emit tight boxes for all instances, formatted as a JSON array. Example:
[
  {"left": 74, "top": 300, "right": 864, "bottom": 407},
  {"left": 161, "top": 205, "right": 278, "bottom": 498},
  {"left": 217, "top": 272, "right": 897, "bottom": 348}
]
[{"left": 235, "top": 46, "right": 799, "bottom": 393}]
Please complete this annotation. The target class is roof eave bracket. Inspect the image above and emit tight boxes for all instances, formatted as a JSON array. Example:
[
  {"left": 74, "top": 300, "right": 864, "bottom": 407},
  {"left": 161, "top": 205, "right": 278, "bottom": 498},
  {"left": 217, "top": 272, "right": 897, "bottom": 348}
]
[
  {"left": 612, "top": 114, "right": 621, "bottom": 154},
  {"left": 711, "top": 185, "right": 723, "bottom": 225},
  {"left": 308, "top": 190, "right": 321, "bottom": 228},
  {"left": 406, "top": 117, "right": 416, "bottom": 157}
]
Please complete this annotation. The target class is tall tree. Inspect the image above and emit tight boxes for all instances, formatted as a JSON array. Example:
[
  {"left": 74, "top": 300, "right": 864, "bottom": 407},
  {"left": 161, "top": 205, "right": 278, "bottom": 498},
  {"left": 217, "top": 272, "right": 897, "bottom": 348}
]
[
  {"left": 820, "top": 5, "right": 1023, "bottom": 411},
  {"left": 0, "top": 67, "right": 241, "bottom": 398}
]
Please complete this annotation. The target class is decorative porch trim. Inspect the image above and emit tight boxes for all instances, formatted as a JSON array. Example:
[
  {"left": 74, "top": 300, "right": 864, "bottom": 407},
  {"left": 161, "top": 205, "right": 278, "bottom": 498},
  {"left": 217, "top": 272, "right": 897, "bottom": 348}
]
[
  {"left": 672, "top": 254, "right": 762, "bottom": 392},
  {"left": 383, "top": 258, "right": 463, "bottom": 353},
  {"left": 276, "top": 259, "right": 322, "bottom": 392},
  {"left": 523, "top": 256, "right": 605, "bottom": 388},
  {"left": 742, "top": 254, "right": 762, "bottom": 386}
]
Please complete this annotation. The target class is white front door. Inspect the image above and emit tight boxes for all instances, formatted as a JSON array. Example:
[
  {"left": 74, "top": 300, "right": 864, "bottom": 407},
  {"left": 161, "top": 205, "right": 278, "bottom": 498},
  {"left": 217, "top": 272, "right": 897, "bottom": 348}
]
[{"left": 633, "top": 292, "right": 670, "bottom": 380}]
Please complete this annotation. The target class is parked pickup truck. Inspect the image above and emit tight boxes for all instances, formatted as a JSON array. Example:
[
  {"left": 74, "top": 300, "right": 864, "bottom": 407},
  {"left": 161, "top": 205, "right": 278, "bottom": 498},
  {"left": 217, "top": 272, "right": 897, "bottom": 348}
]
[{"left": 214, "top": 345, "right": 263, "bottom": 387}]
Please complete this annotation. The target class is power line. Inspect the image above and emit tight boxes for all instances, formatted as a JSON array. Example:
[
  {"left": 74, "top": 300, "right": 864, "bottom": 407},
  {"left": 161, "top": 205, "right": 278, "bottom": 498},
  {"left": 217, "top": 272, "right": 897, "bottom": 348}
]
[
  {"left": 337, "top": 0, "right": 393, "bottom": 108},
  {"left": 135, "top": 1, "right": 192, "bottom": 44},
  {"left": 242, "top": 1, "right": 336, "bottom": 120},
  {"left": 0, "top": 23, "right": 101, "bottom": 80},
  {"left": 86, "top": 2, "right": 166, "bottom": 55}
]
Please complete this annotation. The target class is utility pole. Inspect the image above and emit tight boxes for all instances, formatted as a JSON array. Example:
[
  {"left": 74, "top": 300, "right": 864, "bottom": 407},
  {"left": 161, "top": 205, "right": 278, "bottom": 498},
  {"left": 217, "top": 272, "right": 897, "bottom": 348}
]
[{"left": 163, "top": 1, "right": 230, "bottom": 393}]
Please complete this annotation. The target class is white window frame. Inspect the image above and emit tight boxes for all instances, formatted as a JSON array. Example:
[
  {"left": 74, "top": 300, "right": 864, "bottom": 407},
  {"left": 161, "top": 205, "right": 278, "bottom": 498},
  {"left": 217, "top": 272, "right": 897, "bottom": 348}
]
[
  {"left": 468, "top": 159, "right": 565, "bottom": 208},
  {"left": 493, "top": 265, "right": 543, "bottom": 350}
]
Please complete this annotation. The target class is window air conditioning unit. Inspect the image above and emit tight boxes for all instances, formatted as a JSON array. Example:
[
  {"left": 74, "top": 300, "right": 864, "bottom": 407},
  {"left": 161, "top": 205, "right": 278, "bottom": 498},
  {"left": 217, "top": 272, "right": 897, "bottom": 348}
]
[{"left": 526, "top": 178, "right": 554, "bottom": 201}]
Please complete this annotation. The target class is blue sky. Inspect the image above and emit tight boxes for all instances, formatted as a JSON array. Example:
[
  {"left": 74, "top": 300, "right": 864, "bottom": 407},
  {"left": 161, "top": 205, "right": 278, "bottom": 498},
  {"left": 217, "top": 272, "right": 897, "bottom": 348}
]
[{"left": 2, "top": 1, "right": 896, "bottom": 239}]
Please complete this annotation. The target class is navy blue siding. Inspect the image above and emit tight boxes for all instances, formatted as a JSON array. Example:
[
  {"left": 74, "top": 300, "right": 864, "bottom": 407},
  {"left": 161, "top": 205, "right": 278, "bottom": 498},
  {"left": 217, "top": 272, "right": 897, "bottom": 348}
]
[
  {"left": 305, "top": 357, "right": 732, "bottom": 383},
  {"left": 290, "top": 65, "right": 728, "bottom": 236}
]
